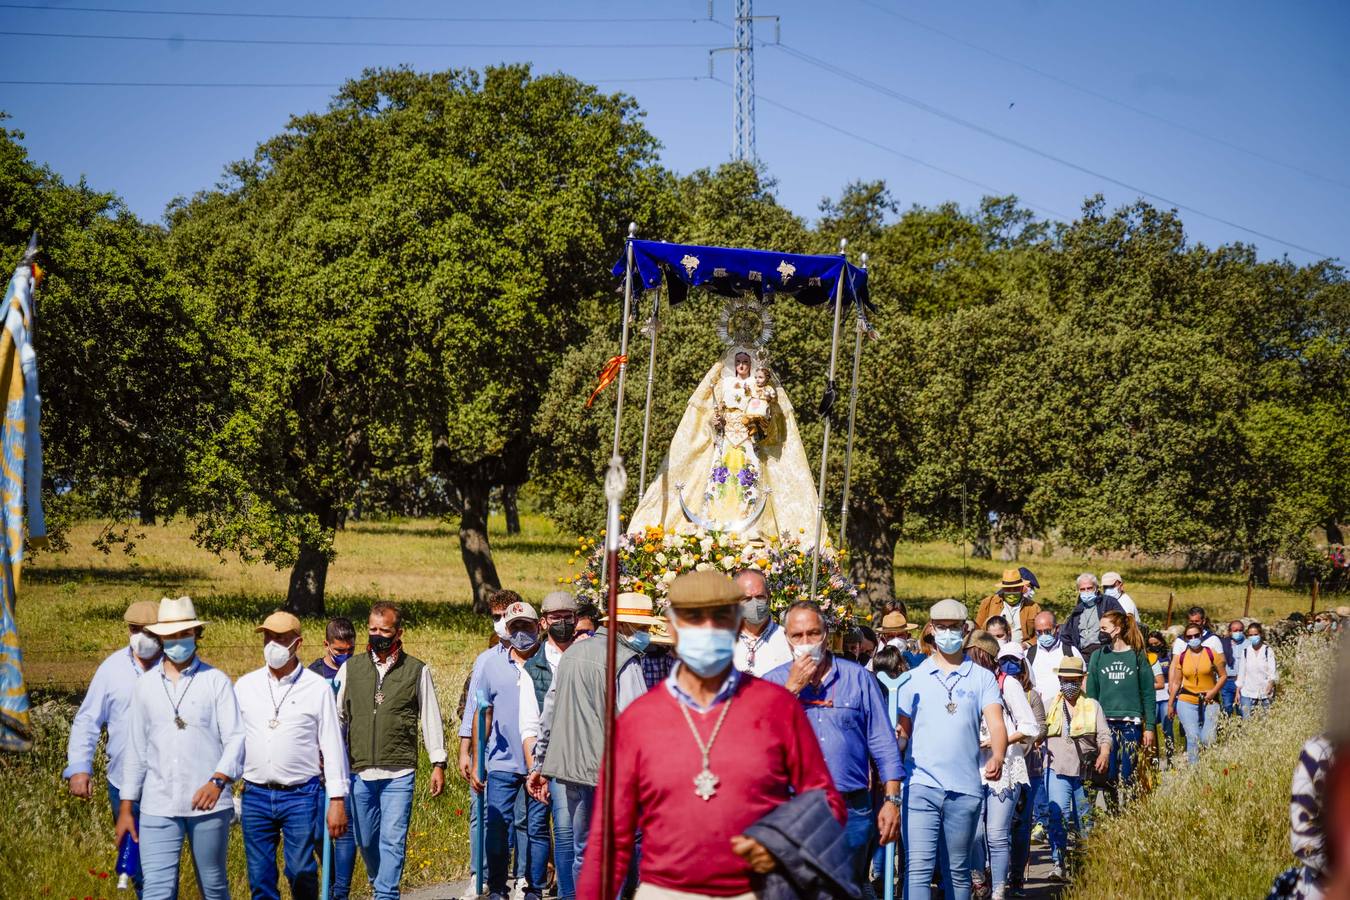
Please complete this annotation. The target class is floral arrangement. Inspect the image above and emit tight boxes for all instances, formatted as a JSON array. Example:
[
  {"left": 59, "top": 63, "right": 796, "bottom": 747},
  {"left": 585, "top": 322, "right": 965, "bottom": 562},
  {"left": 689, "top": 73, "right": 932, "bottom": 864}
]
[{"left": 560, "top": 523, "right": 860, "bottom": 625}]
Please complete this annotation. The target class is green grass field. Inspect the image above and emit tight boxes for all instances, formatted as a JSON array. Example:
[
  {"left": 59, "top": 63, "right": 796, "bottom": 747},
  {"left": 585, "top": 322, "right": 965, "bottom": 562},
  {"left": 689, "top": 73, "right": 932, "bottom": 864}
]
[{"left": 0, "top": 514, "right": 1333, "bottom": 898}]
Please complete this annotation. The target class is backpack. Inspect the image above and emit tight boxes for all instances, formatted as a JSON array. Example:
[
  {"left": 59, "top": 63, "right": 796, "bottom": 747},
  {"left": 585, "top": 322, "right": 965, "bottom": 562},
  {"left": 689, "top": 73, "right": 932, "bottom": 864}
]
[{"left": 1026, "top": 642, "right": 1080, "bottom": 666}]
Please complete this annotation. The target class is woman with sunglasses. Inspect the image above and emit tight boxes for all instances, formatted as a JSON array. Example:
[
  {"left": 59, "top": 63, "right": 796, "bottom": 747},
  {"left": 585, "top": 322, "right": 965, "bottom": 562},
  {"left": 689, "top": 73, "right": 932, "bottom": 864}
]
[{"left": 1167, "top": 622, "right": 1228, "bottom": 764}]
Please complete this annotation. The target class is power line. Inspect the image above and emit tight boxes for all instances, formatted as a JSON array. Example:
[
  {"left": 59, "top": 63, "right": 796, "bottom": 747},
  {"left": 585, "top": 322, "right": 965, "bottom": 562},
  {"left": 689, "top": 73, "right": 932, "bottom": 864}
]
[
  {"left": 710, "top": 75, "right": 1070, "bottom": 221},
  {"left": 0, "top": 29, "right": 714, "bottom": 50},
  {"left": 0, "top": 75, "right": 712, "bottom": 88},
  {"left": 767, "top": 41, "right": 1338, "bottom": 259},
  {"left": 853, "top": 0, "right": 1350, "bottom": 193},
  {"left": 0, "top": 2, "right": 703, "bottom": 25}
]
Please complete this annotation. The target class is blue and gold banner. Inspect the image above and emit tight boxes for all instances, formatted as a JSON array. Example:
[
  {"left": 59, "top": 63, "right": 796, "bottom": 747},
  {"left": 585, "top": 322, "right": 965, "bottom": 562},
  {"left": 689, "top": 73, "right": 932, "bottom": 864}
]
[{"left": 0, "top": 237, "right": 46, "bottom": 753}]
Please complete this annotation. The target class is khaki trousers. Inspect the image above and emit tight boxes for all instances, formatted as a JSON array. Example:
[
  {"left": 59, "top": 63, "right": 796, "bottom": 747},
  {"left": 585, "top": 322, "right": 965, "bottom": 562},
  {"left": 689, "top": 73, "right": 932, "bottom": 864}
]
[{"left": 634, "top": 885, "right": 761, "bottom": 900}]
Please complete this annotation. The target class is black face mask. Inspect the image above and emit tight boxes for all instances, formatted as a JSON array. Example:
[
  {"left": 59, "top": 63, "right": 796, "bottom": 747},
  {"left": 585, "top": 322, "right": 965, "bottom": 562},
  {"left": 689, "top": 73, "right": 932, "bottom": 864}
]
[
  {"left": 368, "top": 633, "right": 395, "bottom": 654},
  {"left": 548, "top": 620, "right": 577, "bottom": 644}
]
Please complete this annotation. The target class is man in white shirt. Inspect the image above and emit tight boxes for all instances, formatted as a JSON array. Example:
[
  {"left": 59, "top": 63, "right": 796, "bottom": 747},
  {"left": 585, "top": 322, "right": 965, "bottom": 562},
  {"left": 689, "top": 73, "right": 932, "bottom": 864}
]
[
  {"left": 236, "top": 611, "right": 349, "bottom": 900},
  {"left": 336, "top": 601, "right": 447, "bottom": 900},
  {"left": 1100, "top": 571, "right": 1138, "bottom": 618},
  {"left": 1026, "top": 611, "right": 1081, "bottom": 710},
  {"left": 65, "top": 600, "right": 161, "bottom": 814},
  {"left": 1170, "top": 606, "right": 1226, "bottom": 659},
  {"left": 116, "top": 596, "right": 244, "bottom": 900},
  {"left": 731, "top": 568, "right": 791, "bottom": 676}
]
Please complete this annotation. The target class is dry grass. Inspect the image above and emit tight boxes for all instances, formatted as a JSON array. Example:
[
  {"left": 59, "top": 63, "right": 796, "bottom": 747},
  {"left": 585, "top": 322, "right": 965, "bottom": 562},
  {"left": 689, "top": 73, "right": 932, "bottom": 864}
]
[
  {"left": 1066, "top": 635, "right": 1337, "bottom": 899},
  {"left": 0, "top": 515, "right": 1334, "bottom": 898}
]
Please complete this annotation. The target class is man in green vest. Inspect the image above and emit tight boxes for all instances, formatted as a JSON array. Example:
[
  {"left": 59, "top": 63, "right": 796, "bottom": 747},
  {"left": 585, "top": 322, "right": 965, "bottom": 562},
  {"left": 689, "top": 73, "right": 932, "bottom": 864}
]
[{"left": 336, "top": 601, "right": 447, "bottom": 900}]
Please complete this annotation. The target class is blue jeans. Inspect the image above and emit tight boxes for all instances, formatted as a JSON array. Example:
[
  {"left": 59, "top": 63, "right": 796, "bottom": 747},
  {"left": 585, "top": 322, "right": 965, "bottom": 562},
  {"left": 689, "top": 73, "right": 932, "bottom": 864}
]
[
  {"left": 902, "top": 782, "right": 983, "bottom": 900},
  {"left": 242, "top": 777, "right": 322, "bottom": 900},
  {"left": 550, "top": 779, "right": 576, "bottom": 900},
  {"left": 1105, "top": 720, "right": 1141, "bottom": 810},
  {"left": 1155, "top": 700, "right": 1174, "bottom": 761},
  {"left": 486, "top": 771, "right": 548, "bottom": 894},
  {"left": 108, "top": 783, "right": 145, "bottom": 896},
  {"left": 1045, "top": 773, "right": 1090, "bottom": 864},
  {"left": 139, "top": 809, "right": 233, "bottom": 900},
  {"left": 1239, "top": 696, "right": 1271, "bottom": 717},
  {"left": 1176, "top": 701, "right": 1217, "bottom": 764},
  {"left": 563, "top": 781, "right": 594, "bottom": 894},
  {"left": 1010, "top": 773, "right": 1041, "bottom": 884},
  {"left": 1220, "top": 679, "right": 1238, "bottom": 715},
  {"left": 318, "top": 791, "right": 357, "bottom": 900},
  {"left": 350, "top": 773, "right": 415, "bottom": 900},
  {"left": 842, "top": 789, "right": 877, "bottom": 887},
  {"left": 970, "top": 785, "right": 1020, "bottom": 891}
]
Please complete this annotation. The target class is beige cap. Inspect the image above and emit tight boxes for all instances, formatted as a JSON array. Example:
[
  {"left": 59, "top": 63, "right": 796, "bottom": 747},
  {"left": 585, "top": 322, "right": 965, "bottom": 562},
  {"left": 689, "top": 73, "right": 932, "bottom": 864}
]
[
  {"left": 615, "top": 593, "right": 663, "bottom": 626},
  {"left": 541, "top": 591, "right": 578, "bottom": 614},
  {"left": 1101, "top": 571, "right": 1124, "bottom": 587},
  {"left": 504, "top": 601, "right": 538, "bottom": 626},
  {"left": 666, "top": 571, "right": 743, "bottom": 610},
  {"left": 123, "top": 600, "right": 160, "bottom": 627},
  {"left": 965, "top": 629, "right": 999, "bottom": 658},
  {"left": 145, "top": 596, "right": 206, "bottom": 636},
  {"left": 255, "top": 610, "right": 302, "bottom": 635}
]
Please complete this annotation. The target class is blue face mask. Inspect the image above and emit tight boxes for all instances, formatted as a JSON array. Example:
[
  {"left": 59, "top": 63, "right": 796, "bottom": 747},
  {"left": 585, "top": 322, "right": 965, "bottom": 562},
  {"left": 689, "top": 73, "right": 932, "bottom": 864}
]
[
  {"left": 1230, "top": 632, "right": 1245, "bottom": 644},
  {"left": 625, "top": 630, "right": 652, "bottom": 653},
  {"left": 999, "top": 660, "right": 1023, "bottom": 678},
  {"left": 934, "top": 628, "right": 965, "bottom": 655},
  {"left": 1187, "top": 637, "right": 1202, "bottom": 650},
  {"left": 1037, "top": 632, "right": 1057, "bottom": 650},
  {"left": 162, "top": 636, "right": 196, "bottom": 664},
  {"left": 1079, "top": 591, "right": 1097, "bottom": 606},
  {"left": 508, "top": 630, "right": 539, "bottom": 653},
  {"left": 1249, "top": 634, "right": 1261, "bottom": 647},
  {"left": 1104, "top": 587, "right": 1121, "bottom": 600},
  {"left": 675, "top": 625, "right": 735, "bottom": 676},
  {"left": 331, "top": 652, "right": 352, "bottom": 669}
]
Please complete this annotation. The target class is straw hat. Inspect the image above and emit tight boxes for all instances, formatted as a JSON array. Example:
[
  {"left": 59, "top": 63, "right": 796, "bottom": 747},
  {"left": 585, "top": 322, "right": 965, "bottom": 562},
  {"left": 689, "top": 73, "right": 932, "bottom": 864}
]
[
  {"left": 1055, "top": 656, "right": 1086, "bottom": 678},
  {"left": 998, "top": 568, "right": 1029, "bottom": 592},
  {"left": 965, "top": 629, "right": 999, "bottom": 659},
  {"left": 145, "top": 596, "right": 206, "bottom": 636},
  {"left": 879, "top": 611, "right": 910, "bottom": 635},
  {"left": 648, "top": 618, "right": 676, "bottom": 646},
  {"left": 666, "top": 571, "right": 742, "bottom": 610},
  {"left": 123, "top": 600, "right": 160, "bottom": 627},
  {"left": 615, "top": 592, "right": 663, "bottom": 625}
]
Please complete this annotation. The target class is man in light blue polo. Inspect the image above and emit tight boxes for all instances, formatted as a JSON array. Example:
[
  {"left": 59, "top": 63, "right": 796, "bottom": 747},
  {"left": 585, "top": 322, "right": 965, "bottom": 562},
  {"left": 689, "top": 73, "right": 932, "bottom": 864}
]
[
  {"left": 896, "top": 598, "right": 1008, "bottom": 900},
  {"left": 763, "top": 600, "right": 904, "bottom": 886}
]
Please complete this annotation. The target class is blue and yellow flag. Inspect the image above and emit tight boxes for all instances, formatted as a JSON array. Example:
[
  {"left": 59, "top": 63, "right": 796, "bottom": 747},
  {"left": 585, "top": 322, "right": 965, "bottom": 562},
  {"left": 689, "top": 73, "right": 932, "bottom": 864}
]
[{"left": 0, "top": 236, "right": 46, "bottom": 752}]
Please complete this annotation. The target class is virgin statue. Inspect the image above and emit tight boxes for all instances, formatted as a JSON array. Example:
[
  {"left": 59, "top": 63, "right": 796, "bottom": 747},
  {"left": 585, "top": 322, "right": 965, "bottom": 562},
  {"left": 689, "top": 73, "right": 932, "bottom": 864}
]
[{"left": 628, "top": 299, "right": 821, "bottom": 542}]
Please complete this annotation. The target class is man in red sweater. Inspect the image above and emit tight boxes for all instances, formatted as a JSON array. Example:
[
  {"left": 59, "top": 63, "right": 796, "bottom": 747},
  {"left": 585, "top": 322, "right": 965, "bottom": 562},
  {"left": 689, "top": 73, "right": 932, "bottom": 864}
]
[{"left": 578, "top": 570, "right": 845, "bottom": 900}]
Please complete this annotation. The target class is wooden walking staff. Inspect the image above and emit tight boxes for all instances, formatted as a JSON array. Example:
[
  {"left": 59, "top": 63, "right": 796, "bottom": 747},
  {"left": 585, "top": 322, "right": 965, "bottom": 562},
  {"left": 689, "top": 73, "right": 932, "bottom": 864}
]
[
  {"left": 837, "top": 253, "right": 871, "bottom": 550},
  {"left": 601, "top": 224, "right": 638, "bottom": 599},
  {"left": 809, "top": 239, "right": 849, "bottom": 600},
  {"left": 599, "top": 455, "right": 627, "bottom": 900}
]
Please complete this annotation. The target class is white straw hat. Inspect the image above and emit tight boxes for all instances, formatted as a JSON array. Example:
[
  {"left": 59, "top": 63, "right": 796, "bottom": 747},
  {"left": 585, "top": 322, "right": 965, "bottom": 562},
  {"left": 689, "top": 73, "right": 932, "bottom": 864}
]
[{"left": 145, "top": 596, "right": 206, "bottom": 636}]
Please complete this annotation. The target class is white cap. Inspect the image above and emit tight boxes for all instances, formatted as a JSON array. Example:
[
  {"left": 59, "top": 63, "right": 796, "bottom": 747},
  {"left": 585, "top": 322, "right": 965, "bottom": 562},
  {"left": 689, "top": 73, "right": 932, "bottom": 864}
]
[{"left": 1101, "top": 571, "right": 1123, "bottom": 587}]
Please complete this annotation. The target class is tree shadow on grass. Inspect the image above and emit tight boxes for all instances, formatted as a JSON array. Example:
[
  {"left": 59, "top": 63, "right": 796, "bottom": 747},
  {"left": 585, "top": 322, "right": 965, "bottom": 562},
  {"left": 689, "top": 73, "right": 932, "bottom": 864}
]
[
  {"left": 186, "top": 591, "right": 487, "bottom": 632},
  {"left": 26, "top": 563, "right": 209, "bottom": 586}
]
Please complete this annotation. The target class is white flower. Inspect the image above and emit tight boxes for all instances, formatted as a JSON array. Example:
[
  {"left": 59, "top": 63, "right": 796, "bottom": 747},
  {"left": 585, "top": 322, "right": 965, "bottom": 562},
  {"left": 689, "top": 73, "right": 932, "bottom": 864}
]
[
  {"left": 699, "top": 537, "right": 714, "bottom": 555},
  {"left": 720, "top": 556, "right": 737, "bottom": 570},
  {"left": 695, "top": 562, "right": 714, "bottom": 572},
  {"left": 654, "top": 551, "right": 668, "bottom": 566},
  {"left": 661, "top": 570, "right": 678, "bottom": 584}
]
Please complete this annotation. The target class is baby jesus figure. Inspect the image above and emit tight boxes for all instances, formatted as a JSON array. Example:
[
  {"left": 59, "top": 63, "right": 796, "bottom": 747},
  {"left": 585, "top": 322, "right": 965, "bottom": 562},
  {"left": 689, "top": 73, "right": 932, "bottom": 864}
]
[{"left": 745, "top": 366, "right": 777, "bottom": 434}]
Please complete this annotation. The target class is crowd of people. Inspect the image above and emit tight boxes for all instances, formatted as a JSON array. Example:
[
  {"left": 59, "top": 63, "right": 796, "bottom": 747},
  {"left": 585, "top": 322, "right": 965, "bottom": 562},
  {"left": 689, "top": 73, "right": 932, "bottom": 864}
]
[{"left": 60, "top": 566, "right": 1338, "bottom": 900}]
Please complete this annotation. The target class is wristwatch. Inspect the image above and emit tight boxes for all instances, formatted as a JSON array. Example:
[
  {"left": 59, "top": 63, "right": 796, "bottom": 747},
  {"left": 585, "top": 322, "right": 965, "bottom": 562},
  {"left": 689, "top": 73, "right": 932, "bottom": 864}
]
[
  {"left": 431, "top": 761, "right": 447, "bottom": 770},
  {"left": 209, "top": 776, "right": 230, "bottom": 790},
  {"left": 883, "top": 794, "right": 902, "bottom": 808}
]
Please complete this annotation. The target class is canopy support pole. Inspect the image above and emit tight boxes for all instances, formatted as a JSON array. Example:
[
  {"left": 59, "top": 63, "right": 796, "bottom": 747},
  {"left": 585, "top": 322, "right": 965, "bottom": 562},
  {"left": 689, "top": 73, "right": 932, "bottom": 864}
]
[
  {"left": 601, "top": 223, "right": 637, "bottom": 599},
  {"left": 599, "top": 455, "right": 627, "bottom": 900},
  {"left": 837, "top": 252, "right": 868, "bottom": 551},
  {"left": 810, "top": 239, "right": 848, "bottom": 600},
  {"left": 637, "top": 283, "right": 662, "bottom": 498}
]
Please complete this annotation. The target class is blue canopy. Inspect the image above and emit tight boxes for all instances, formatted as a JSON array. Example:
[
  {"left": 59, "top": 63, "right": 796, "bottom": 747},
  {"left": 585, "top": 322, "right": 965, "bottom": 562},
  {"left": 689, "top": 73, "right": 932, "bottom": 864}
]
[{"left": 613, "top": 239, "right": 871, "bottom": 308}]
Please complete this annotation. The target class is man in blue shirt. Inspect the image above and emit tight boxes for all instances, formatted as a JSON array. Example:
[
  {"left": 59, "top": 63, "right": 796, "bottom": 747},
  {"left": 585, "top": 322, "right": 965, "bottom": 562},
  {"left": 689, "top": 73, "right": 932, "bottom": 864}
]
[
  {"left": 464, "top": 600, "right": 549, "bottom": 900},
  {"left": 763, "top": 600, "right": 903, "bottom": 886},
  {"left": 896, "top": 598, "right": 1007, "bottom": 900}
]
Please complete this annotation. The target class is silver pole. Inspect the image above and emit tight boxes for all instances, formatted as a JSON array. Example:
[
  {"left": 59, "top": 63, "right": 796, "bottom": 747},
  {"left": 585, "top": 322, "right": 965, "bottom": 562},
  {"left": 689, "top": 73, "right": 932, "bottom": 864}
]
[
  {"left": 809, "top": 239, "right": 848, "bottom": 600},
  {"left": 837, "top": 252, "right": 868, "bottom": 550},
  {"left": 637, "top": 283, "right": 662, "bottom": 498},
  {"left": 602, "top": 223, "right": 637, "bottom": 599}
]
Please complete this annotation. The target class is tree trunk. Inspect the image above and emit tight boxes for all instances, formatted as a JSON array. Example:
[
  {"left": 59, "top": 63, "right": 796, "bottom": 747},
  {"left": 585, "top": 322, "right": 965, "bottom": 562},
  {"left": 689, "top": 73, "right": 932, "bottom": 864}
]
[
  {"left": 502, "top": 484, "right": 521, "bottom": 535},
  {"left": 846, "top": 499, "right": 897, "bottom": 612},
  {"left": 971, "top": 535, "right": 992, "bottom": 559},
  {"left": 460, "top": 480, "right": 501, "bottom": 612},
  {"left": 287, "top": 538, "right": 331, "bottom": 617},
  {"left": 138, "top": 480, "right": 157, "bottom": 526},
  {"left": 1249, "top": 552, "right": 1270, "bottom": 588}
]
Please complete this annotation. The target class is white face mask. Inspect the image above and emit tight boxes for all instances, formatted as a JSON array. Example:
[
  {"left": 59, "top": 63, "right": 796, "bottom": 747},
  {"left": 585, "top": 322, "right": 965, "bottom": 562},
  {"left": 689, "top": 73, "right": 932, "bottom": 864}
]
[
  {"left": 129, "top": 631, "right": 161, "bottom": 660},
  {"left": 494, "top": 617, "right": 510, "bottom": 641},
  {"left": 263, "top": 638, "right": 298, "bottom": 670},
  {"left": 791, "top": 641, "right": 824, "bottom": 664}
]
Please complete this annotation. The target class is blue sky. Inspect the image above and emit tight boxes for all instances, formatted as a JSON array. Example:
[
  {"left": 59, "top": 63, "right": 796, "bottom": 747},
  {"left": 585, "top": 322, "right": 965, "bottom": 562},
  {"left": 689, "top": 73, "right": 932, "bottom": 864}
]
[{"left": 2, "top": 0, "right": 1347, "bottom": 264}]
